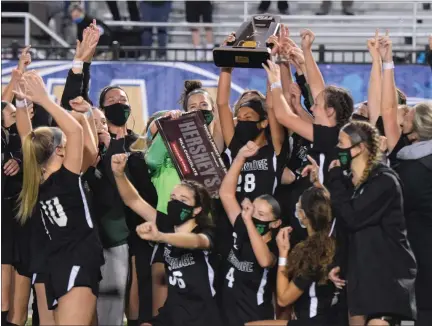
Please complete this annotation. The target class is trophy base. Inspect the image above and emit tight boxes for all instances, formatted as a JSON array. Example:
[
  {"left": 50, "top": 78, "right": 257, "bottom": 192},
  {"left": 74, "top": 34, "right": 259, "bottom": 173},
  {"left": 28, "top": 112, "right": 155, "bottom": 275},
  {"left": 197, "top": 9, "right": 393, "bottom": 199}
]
[{"left": 213, "top": 47, "right": 271, "bottom": 69}]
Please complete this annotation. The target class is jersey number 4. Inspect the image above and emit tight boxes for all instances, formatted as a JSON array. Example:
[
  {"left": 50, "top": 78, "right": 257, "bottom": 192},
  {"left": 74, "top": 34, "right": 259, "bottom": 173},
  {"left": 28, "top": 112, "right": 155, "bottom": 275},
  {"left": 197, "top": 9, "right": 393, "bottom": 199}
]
[
  {"left": 169, "top": 270, "right": 186, "bottom": 289},
  {"left": 236, "top": 173, "right": 256, "bottom": 193},
  {"left": 226, "top": 267, "right": 235, "bottom": 288}
]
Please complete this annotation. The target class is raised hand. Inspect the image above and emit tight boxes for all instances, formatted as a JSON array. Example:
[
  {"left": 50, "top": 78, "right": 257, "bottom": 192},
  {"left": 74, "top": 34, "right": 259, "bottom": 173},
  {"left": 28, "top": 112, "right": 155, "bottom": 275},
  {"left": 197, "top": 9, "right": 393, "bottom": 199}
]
[
  {"left": 287, "top": 47, "right": 305, "bottom": 66},
  {"left": 12, "top": 71, "right": 49, "bottom": 104},
  {"left": 267, "top": 35, "right": 280, "bottom": 56},
  {"left": 262, "top": 59, "right": 281, "bottom": 84},
  {"left": 163, "top": 110, "right": 183, "bottom": 120},
  {"left": 223, "top": 32, "right": 236, "bottom": 46},
  {"left": 301, "top": 155, "right": 320, "bottom": 184},
  {"left": 98, "top": 130, "right": 111, "bottom": 148},
  {"left": 69, "top": 96, "right": 92, "bottom": 113},
  {"left": 75, "top": 20, "right": 100, "bottom": 62},
  {"left": 240, "top": 198, "right": 254, "bottom": 222},
  {"left": 300, "top": 29, "right": 315, "bottom": 50},
  {"left": 18, "top": 45, "right": 32, "bottom": 72},
  {"left": 111, "top": 153, "right": 128, "bottom": 177},
  {"left": 367, "top": 29, "right": 381, "bottom": 61},
  {"left": 136, "top": 221, "right": 161, "bottom": 242},
  {"left": 276, "top": 226, "right": 293, "bottom": 255},
  {"left": 238, "top": 141, "right": 259, "bottom": 159},
  {"left": 378, "top": 30, "right": 393, "bottom": 63}
]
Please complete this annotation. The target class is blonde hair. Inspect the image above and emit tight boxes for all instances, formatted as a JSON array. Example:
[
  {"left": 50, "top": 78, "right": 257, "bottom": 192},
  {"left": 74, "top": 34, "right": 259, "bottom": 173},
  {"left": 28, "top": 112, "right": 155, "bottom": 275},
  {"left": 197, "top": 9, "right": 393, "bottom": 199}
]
[
  {"left": 18, "top": 127, "right": 60, "bottom": 223},
  {"left": 413, "top": 102, "right": 432, "bottom": 141}
]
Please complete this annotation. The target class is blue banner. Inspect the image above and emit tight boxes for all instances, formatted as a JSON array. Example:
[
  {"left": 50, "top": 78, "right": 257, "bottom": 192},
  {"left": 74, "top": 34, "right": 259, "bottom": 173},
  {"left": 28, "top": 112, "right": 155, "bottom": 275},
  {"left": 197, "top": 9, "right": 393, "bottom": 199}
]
[{"left": 2, "top": 60, "right": 431, "bottom": 132}]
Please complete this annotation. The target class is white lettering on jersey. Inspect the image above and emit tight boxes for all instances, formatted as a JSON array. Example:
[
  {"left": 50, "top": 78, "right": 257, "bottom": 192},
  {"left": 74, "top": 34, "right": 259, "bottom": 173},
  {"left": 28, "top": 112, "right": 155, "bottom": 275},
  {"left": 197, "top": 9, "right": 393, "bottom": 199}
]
[
  {"left": 241, "top": 158, "right": 268, "bottom": 172},
  {"left": 164, "top": 247, "right": 195, "bottom": 270},
  {"left": 227, "top": 249, "right": 254, "bottom": 272},
  {"left": 40, "top": 197, "right": 68, "bottom": 227}
]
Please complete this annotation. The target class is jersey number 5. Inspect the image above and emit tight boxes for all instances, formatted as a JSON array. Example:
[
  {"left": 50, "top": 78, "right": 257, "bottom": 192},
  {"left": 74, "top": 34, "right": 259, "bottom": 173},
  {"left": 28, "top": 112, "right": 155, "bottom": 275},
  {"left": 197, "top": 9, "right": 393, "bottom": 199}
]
[
  {"left": 236, "top": 173, "right": 256, "bottom": 193},
  {"left": 226, "top": 267, "right": 235, "bottom": 288},
  {"left": 169, "top": 270, "right": 186, "bottom": 289}
]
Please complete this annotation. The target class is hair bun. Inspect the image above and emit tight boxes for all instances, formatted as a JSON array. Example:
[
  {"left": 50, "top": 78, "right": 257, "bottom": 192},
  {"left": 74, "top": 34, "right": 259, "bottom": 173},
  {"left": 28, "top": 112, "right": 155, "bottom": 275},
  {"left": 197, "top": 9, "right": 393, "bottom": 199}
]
[{"left": 184, "top": 80, "right": 203, "bottom": 95}]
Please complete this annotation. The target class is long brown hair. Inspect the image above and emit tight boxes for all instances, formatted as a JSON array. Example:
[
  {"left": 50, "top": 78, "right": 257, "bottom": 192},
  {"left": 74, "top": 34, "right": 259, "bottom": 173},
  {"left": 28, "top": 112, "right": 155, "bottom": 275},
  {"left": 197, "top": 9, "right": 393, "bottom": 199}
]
[
  {"left": 18, "top": 127, "right": 62, "bottom": 223},
  {"left": 323, "top": 86, "right": 354, "bottom": 128},
  {"left": 286, "top": 187, "right": 335, "bottom": 285}
]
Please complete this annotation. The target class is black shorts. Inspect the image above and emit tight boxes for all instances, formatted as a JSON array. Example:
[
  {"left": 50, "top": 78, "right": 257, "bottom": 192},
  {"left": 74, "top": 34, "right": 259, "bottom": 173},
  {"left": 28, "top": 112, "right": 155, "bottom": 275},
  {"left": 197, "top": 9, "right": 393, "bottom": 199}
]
[
  {"left": 13, "top": 215, "right": 32, "bottom": 277},
  {"left": 185, "top": 1, "right": 213, "bottom": 25},
  {"left": 1, "top": 197, "right": 15, "bottom": 265},
  {"left": 43, "top": 262, "right": 101, "bottom": 310},
  {"left": 32, "top": 272, "right": 47, "bottom": 285}
]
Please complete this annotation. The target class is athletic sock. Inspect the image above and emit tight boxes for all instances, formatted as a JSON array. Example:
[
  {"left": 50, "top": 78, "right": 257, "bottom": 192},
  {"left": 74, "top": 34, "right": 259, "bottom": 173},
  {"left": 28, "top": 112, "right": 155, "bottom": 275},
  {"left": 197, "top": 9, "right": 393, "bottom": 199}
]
[
  {"left": 1, "top": 311, "right": 8, "bottom": 325},
  {"left": 127, "top": 319, "right": 138, "bottom": 326}
]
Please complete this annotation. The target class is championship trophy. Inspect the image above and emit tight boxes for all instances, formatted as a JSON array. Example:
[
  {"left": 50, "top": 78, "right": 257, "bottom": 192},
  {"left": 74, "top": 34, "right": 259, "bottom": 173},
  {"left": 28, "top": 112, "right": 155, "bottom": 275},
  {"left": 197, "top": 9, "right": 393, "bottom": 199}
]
[{"left": 213, "top": 14, "right": 281, "bottom": 68}]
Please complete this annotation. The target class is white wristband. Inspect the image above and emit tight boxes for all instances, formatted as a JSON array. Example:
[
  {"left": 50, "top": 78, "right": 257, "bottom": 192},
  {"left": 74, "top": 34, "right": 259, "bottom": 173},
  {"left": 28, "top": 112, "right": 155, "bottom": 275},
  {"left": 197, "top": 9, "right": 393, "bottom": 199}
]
[
  {"left": 15, "top": 99, "right": 28, "bottom": 108},
  {"left": 85, "top": 109, "right": 93, "bottom": 118},
  {"left": 72, "top": 60, "right": 84, "bottom": 69},
  {"left": 278, "top": 257, "right": 287, "bottom": 266},
  {"left": 383, "top": 61, "right": 394, "bottom": 70},
  {"left": 271, "top": 81, "right": 282, "bottom": 91}
]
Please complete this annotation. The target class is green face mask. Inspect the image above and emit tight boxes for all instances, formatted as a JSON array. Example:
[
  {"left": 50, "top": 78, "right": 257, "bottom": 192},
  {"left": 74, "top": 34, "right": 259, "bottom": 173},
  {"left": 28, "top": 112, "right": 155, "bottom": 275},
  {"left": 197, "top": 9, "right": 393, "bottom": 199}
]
[{"left": 202, "top": 110, "right": 214, "bottom": 125}]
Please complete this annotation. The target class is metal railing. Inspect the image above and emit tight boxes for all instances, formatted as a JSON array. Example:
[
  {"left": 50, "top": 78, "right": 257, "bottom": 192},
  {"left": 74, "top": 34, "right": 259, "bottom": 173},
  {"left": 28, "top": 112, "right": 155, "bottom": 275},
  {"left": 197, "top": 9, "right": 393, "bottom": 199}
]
[{"left": 2, "top": 42, "right": 430, "bottom": 65}]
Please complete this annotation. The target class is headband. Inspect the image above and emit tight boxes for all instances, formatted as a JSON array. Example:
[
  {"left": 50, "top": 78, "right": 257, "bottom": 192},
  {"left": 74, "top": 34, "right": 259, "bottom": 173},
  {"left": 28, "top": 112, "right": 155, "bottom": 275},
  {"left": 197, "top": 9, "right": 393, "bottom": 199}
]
[
  {"left": 239, "top": 99, "right": 267, "bottom": 120},
  {"left": 99, "top": 85, "right": 125, "bottom": 108},
  {"left": 183, "top": 89, "right": 211, "bottom": 111},
  {"left": 341, "top": 123, "right": 369, "bottom": 146}
]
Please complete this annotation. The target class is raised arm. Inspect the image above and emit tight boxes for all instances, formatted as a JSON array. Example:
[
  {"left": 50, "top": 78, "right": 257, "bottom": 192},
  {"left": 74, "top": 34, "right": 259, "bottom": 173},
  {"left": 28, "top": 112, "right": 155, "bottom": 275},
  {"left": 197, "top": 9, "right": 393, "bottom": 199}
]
[
  {"left": 289, "top": 83, "right": 314, "bottom": 124},
  {"left": 241, "top": 198, "right": 276, "bottom": 268},
  {"left": 216, "top": 68, "right": 236, "bottom": 146},
  {"left": 266, "top": 80, "right": 285, "bottom": 155},
  {"left": 2, "top": 46, "right": 32, "bottom": 102},
  {"left": 379, "top": 32, "right": 400, "bottom": 152},
  {"left": 300, "top": 29, "right": 325, "bottom": 100},
  {"left": 14, "top": 71, "right": 84, "bottom": 174},
  {"left": 220, "top": 141, "right": 259, "bottom": 225},
  {"left": 69, "top": 99, "right": 98, "bottom": 173},
  {"left": 137, "top": 221, "right": 211, "bottom": 250},
  {"left": 276, "top": 227, "right": 304, "bottom": 307},
  {"left": 111, "top": 153, "right": 157, "bottom": 222},
  {"left": 263, "top": 60, "right": 314, "bottom": 142},
  {"left": 12, "top": 73, "right": 32, "bottom": 140},
  {"left": 367, "top": 30, "right": 383, "bottom": 125}
]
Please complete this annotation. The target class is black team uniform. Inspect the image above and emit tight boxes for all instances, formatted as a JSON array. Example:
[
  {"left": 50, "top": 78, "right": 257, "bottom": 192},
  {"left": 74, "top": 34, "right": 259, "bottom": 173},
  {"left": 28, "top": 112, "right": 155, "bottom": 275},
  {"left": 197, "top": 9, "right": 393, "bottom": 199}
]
[
  {"left": 38, "top": 165, "right": 104, "bottom": 309},
  {"left": 149, "top": 211, "right": 221, "bottom": 326},
  {"left": 220, "top": 216, "right": 277, "bottom": 326}
]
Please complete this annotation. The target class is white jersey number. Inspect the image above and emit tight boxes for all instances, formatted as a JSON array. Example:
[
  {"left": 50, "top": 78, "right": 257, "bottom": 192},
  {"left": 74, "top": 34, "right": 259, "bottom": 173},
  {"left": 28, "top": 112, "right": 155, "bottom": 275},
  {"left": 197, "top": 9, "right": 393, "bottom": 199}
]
[
  {"left": 40, "top": 197, "right": 68, "bottom": 227},
  {"left": 169, "top": 270, "right": 186, "bottom": 289},
  {"left": 236, "top": 173, "right": 256, "bottom": 193},
  {"left": 226, "top": 267, "right": 235, "bottom": 288}
]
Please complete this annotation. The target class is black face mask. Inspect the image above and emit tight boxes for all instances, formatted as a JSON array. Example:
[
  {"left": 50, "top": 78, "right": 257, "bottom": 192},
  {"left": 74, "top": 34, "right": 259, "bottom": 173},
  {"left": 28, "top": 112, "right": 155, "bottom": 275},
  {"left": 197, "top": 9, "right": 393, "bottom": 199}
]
[
  {"left": 202, "top": 110, "right": 214, "bottom": 125},
  {"left": 167, "top": 200, "right": 195, "bottom": 226},
  {"left": 103, "top": 103, "right": 131, "bottom": 127},
  {"left": 6, "top": 123, "right": 18, "bottom": 135},
  {"left": 336, "top": 144, "right": 359, "bottom": 174},
  {"left": 252, "top": 218, "right": 272, "bottom": 235},
  {"left": 351, "top": 114, "right": 369, "bottom": 122},
  {"left": 234, "top": 120, "right": 262, "bottom": 145}
]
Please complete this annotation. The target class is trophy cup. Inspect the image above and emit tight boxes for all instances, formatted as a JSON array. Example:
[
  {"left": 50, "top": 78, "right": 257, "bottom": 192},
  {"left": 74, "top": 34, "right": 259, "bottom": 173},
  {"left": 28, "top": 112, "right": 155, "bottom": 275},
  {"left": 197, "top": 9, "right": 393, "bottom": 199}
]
[{"left": 213, "top": 14, "right": 281, "bottom": 68}]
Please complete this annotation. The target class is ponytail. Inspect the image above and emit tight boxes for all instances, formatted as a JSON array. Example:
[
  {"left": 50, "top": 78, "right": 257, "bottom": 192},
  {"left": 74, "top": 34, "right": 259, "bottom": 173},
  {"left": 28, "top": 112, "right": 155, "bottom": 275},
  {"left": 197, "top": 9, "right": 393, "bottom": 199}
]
[
  {"left": 17, "top": 127, "right": 58, "bottom": 223},
  {"left": 18, "top": 132, "right": 42, "bottom": 223}
]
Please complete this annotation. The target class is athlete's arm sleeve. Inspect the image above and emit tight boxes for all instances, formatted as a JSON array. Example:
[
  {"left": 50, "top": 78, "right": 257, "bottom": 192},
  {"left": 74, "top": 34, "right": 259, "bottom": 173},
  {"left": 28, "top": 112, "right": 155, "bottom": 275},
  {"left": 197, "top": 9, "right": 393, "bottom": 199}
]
[
  {"left": 82, "top": 62, "right": 93, "bottom": 105},
  {"left": 328, "top": 168, "right": 399, "bottom": 232},
  {"left": 294, "top": 72, "right": 313, "bottom": 112},
  {"left": 156, "top": 211, "right": 174, "bottom": 233},
  {"left": 60, "top": 69, "right": 83, "bottom": 111}
]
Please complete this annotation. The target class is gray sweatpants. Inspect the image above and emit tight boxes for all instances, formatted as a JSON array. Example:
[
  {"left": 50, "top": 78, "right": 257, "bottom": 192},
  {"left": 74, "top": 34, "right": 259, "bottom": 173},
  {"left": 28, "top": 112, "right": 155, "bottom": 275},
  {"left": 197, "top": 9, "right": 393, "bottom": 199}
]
[{"left": 97, "top": 244, "right": 129, "bottom": 326}]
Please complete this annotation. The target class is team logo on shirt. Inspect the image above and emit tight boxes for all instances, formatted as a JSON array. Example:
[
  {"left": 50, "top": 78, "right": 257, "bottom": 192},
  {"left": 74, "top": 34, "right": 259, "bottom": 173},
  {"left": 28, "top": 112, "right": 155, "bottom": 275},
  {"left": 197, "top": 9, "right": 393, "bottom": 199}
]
[
  {"left": 227, "top": 249, "right": 254, "bottom": 272},
  {"left": 164, "top": 246, "right": 195, "bottom": 269},
  {"left": 241, "top": 158, "right": 268, "bottom": 171}
]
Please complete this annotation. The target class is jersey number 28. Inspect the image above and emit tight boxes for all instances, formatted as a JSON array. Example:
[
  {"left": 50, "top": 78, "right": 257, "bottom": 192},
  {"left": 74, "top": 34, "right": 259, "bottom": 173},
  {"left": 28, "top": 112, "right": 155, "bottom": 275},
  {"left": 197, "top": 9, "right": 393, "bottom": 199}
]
[
  {"left": 169, "top": 270, "right": 186, "bottom": 289},
  {"left": 236, "top": 173, "right": 256, "bottom": 193}
]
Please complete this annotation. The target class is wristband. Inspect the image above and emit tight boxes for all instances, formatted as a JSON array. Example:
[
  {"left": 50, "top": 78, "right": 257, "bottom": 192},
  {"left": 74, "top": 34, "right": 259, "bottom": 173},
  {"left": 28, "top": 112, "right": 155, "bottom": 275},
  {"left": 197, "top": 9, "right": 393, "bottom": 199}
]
[
  {"left": 84, "top": 108, "right": 93, "bottom": 118},
  {"left": 278, "top": 257, "right": 287, "bottom": 266},
  {"left": 383, "top": 61, "right": 394, "bottom": 70},
  {"left": 271, "top": 81, "right": 282, "bottom": 91},
  {"left": 72, "top": 60, "right": 84, "bottom": 69},
  {"left": 15, "top": 99, "right": 28, "bottom": 108}
]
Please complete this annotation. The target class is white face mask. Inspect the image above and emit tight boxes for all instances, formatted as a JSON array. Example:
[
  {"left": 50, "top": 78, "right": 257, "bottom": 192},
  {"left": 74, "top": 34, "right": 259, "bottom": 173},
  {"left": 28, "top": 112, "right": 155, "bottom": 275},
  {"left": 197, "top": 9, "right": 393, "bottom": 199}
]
[{"left": 295, "top": 201, "right": 306, "bottom": 229}]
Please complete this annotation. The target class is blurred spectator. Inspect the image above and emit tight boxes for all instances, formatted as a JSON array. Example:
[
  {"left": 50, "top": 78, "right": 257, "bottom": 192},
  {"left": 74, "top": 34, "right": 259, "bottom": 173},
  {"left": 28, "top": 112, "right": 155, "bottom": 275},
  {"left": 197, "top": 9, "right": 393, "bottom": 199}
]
[
  {"left": 139, "top": 1, "right": 172, "bottom": 60},
  {"left": 106, "top": 1, "right": 140, "bottom": 21},
  {"left": 185, "top": 1, "right": 214, "bottom": 61},
  {"left": 316, "top": 1, "right": 354, "bottom": 15},
  {"left": 258, "top": 1, "right": 289, "bottom": 14},
  {"left": 69, "top": 2, "right": 113, "bottom": 46}
]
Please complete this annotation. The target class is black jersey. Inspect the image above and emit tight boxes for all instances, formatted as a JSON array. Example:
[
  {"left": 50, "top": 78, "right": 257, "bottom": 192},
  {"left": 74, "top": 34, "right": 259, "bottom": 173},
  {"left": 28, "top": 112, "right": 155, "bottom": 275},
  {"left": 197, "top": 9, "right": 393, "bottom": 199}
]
[
  {"left": 151, "top": 211, "right": 222, "bottom": 326},
  {"left": 388, "top": 134, "right": 411, "bottom": 167},
  {"left": 226, "top": 136, "right": 287, "bottom": 202},
  {"left": 221, "top": 216, "right": 277, "bottom": 326},
  {"left": 38, "top": 166, "right": 102, "bottom": 266},
  {"left": 292, "top": 273, "right": 338, "bottom": 324}
]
